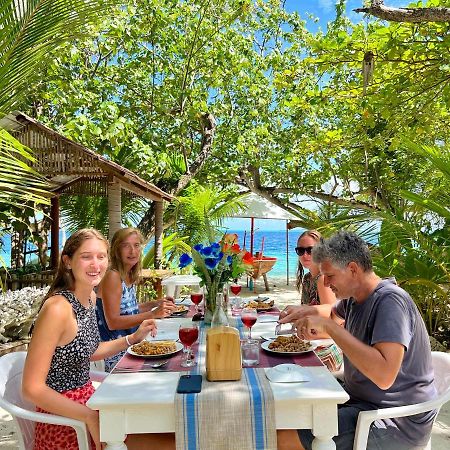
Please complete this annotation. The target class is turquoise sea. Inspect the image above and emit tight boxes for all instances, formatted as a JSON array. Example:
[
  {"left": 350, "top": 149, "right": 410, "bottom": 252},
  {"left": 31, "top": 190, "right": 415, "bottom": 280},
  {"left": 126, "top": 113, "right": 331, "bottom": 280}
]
[
  {"left": 224, "top": 228, "right": 303, "bottom": 283},
  {"left": 0, "top": 227, "right": 304, "bottom": 284}
]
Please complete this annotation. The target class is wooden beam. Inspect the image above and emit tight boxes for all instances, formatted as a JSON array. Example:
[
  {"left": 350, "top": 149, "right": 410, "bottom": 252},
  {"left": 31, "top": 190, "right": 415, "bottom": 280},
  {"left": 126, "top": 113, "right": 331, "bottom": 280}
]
[
  {"left": 50, "top": 196, "right": 60, "bottom": 269},
  {"left": 154, "top": 201, "right": 164, "bottom": 269},
  {"left": 108, "top": 178, "right": 122, "bottom": 240}
]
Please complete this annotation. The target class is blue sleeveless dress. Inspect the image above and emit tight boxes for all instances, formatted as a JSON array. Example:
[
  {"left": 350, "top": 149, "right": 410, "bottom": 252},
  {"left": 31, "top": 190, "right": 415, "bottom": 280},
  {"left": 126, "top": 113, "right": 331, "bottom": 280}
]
[{"left": 96, "top": 279, "right": 139, "bottom": 371}]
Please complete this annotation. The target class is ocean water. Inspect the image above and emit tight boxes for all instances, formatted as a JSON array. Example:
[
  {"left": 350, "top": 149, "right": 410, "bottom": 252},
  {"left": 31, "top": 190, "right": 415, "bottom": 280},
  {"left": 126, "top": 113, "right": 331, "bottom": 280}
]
[
  {"left": 0, "top": 228, "right": 304, "bottom": 284},
  {"left": 225, "top": 229, "right": 303, "bottom": 283}
]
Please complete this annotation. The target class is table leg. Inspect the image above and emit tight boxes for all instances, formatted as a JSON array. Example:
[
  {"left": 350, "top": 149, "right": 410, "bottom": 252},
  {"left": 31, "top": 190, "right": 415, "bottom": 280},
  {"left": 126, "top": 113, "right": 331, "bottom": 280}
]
[
  {"left": 104, "top": 442, "right": 127, "bottom": 450},
  {"left": 311, "top": 435, "right": 336, "bottom": 450},
  {"left": 311, "top": 403, "right": 337, "bottom": 450}
]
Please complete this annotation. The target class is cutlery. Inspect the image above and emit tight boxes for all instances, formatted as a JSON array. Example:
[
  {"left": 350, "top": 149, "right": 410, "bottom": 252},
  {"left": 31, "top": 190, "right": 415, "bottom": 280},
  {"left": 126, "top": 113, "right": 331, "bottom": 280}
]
[{"left": 115, "top": 360, "right": 169, "bottom": 372}]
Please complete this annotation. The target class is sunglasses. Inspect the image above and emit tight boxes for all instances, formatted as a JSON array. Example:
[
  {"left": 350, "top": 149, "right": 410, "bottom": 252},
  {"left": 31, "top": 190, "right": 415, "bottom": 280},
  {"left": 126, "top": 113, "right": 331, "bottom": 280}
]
[{"left": 295, "top": 246, "right": 313, "bottom": 256}]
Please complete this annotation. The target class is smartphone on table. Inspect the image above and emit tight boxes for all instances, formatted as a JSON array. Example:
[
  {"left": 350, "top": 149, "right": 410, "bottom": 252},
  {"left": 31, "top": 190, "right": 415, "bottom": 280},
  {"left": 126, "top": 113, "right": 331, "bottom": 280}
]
[{"left": 176, "top": 374, "right": 202, "bottom": 394}]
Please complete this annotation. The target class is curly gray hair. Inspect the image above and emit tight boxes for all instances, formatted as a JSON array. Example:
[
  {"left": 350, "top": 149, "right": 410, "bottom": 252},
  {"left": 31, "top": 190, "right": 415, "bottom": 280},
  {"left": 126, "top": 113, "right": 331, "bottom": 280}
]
[{"left": 312, "top": 230, "right": 372, "bottom": 272}]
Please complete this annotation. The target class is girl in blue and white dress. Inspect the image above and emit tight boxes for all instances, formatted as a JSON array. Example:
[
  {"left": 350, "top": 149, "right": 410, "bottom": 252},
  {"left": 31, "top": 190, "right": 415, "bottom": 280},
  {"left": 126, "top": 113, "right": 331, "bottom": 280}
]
[{"left": 96, "top": 227, "right": 176, "bottom": 371}]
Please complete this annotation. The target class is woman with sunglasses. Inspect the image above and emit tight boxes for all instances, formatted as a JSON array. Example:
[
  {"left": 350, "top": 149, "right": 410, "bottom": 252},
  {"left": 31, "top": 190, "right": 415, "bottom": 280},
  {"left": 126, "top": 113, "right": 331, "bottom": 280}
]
[{"left": 279, "top": 230, "right": 336, "bottom": 329}]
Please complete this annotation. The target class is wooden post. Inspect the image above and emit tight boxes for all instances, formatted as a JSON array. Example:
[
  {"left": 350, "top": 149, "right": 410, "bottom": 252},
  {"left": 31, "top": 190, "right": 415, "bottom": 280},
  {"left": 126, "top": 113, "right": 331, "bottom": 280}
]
[
  {"left": 154, "top": 200, "right": 164, "bottom": 269},
  {"left": 50, "top": 196, "right": 60, "bottom": 269},
  {"left": 108, "top": 178, "right": 122, "bottom": 240},
  {"left": 286, "top": 220, "right": 289, "bottom": 286}
]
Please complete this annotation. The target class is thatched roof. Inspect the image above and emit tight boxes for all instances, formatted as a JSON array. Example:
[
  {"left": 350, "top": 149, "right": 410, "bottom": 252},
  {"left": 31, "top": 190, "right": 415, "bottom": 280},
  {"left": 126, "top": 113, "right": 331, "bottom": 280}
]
[{"left": 0, "top": 111, "right": 173, "bottom": 202}]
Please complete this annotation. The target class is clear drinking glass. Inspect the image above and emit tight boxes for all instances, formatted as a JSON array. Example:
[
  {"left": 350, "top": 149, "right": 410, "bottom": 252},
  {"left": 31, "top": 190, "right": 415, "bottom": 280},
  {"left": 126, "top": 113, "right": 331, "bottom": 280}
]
[{"left": 179, "top": 323, "right": 199, "bottom": 367}]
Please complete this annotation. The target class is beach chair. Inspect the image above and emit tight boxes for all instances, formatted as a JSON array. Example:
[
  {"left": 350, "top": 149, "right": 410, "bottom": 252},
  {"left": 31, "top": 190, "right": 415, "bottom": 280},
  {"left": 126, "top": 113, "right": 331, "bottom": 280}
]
[
  {"left": 353, "top": 351, "right": 450, "bottom": 450},
  {"left": 0, "top": 351, "right": 106, "bottom": 450}
]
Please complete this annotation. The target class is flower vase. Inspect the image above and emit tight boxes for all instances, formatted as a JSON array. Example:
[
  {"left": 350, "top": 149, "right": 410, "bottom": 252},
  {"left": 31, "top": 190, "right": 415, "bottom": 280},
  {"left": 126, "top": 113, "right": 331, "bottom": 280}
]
[{"left": 204, "top": 283, "right": 223, "bottom": 324}]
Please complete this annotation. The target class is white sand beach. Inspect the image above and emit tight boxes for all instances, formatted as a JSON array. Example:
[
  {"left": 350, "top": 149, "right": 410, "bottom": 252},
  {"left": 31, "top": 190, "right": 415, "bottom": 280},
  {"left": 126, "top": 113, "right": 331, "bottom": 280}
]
[{"left": 1, "top": 281, "right": 449, "bottom": 449}]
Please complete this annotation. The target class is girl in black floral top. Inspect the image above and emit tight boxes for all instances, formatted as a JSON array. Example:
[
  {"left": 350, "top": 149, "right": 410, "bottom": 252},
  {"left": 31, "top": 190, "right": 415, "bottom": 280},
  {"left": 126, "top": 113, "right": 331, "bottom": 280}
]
[{"left": 22, "top": 229, "right": 157, "bottom": 450}]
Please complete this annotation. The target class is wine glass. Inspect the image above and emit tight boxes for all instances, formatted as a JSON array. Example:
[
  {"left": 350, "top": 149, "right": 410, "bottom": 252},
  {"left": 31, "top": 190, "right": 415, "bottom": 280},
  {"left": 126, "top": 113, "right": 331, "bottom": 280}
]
[
  {"left": 230, "top": 281, "right": 242, "bottom": 303},
  {"left": 241, "top": 307, "right": 257, "bottom": 341},
  {"left": 179, "top": 323, "right": 199, "bottom": 367},
  {"left": 190, "top": 287, "right": 204, "bottom": 320}
]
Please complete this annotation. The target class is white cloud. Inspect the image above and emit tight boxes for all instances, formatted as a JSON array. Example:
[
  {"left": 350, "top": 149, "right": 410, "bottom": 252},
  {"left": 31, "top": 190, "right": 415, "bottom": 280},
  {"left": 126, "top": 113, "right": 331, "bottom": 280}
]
[{"left": 317, "top": 0, "right": 336, "bottom": 14}]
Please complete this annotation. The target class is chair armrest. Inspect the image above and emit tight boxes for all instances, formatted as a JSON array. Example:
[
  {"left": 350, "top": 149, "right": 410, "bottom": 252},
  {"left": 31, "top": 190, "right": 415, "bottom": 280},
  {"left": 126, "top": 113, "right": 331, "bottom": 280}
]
[
  {"left": 353, "top": 398, "right": 442, "bottom": 450},
  {"left": 4, "top": 402, "right": 90, "bottom": 450}
]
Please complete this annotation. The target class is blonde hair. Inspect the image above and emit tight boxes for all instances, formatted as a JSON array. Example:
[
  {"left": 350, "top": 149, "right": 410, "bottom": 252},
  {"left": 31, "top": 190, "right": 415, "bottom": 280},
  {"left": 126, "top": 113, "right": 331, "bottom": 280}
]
[
  {"left": 110, "top": 227, "right": 144, "bottom": 285},
  {"left": 296, "top": 229, "right": 322, "bottom": 292}
]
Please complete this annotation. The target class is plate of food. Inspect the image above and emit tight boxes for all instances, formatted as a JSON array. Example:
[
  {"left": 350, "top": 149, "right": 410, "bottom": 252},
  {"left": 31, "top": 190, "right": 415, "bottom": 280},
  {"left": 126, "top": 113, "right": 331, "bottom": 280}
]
[
  {"left": 261, "top": 335, "right": 317, "bottom": 355},
  {"left": 127, "top": 340, "right": 183, "bottom": 358},
  {"left": 170, "top": 305, "right": 189, "bottom": 316},
  {"left": 245, "top": 299, "right": 275, "bottom": 312}
]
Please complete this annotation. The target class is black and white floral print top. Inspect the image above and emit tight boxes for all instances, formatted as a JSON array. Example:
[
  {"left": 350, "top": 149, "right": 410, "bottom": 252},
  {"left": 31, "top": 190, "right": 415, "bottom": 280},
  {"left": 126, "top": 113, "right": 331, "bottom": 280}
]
[{"left": 46, "top": 290, "right": 100, "bottom": 392}]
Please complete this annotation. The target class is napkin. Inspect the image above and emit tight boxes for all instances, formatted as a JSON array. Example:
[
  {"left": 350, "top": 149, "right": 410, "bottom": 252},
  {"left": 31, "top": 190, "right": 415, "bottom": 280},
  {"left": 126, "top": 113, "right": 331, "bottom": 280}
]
[{"left": 265, "top": 364, "right": 311, "bottom": 383}]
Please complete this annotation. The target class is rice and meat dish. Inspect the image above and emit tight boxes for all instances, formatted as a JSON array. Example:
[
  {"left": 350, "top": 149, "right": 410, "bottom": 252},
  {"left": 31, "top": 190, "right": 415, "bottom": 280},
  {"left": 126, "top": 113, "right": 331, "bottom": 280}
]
[
  {"left": 131, "top": 340, "right": 177, "bottom": 355},
  {"left": 268, "top": 335, "right": 312, "bottom": 352}
]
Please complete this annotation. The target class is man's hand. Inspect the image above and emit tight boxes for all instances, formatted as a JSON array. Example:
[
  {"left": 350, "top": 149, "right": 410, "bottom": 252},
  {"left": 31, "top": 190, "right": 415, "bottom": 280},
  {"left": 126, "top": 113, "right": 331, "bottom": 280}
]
[
  {"left": 295, "top": 315, "right": 328, "bottom": 339},
  {"left": 278, "top": 305, "right": 319, "bottom": 324}
]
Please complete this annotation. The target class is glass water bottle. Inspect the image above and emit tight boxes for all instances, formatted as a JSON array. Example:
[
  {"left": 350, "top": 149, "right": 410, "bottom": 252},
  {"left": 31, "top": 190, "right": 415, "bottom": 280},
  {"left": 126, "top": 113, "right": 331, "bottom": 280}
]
[{"left": 211, "top": 293, "right": 229, "bottom": 327}]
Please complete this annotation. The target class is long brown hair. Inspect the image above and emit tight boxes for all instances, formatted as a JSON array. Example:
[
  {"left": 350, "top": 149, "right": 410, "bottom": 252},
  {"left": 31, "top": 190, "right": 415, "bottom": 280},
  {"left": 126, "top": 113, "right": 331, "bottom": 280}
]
[
  {"left": 31, "top": 228, "right": 109, "bottom": 334},
  {"left": 110, "top": 227, "right": 144, "bottom": 285},
  {"left": 296, "top": 229, "right": 322, "bottom": 292}
]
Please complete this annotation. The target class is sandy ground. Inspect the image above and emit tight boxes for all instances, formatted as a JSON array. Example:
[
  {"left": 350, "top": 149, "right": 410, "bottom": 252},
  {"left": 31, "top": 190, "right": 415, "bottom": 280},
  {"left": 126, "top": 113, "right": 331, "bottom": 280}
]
[{"left": 1, "top": 280, "right": 449, "bottom": 448}]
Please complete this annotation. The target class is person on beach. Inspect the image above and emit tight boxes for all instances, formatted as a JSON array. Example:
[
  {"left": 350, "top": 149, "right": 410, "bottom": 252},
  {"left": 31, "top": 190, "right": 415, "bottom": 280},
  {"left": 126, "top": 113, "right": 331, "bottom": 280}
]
[
  {"left": 22, "top": 228, "right": 157, "bottom": 450},
  {"left": 296, "top": 230, "right": 437, "bottom": 450},
  {"left": 96, "top": 227, "right": 176, "bottom": 371},
  {"left": 278, "top": 230, "right": 338, "bottom": 332}
]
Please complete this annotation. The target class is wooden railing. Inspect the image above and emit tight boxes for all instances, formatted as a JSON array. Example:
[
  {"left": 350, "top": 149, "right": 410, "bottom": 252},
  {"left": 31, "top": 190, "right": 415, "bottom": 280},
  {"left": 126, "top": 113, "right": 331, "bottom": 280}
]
[{"left": 1, "top": 270, "right": 56, "bottom": 291}]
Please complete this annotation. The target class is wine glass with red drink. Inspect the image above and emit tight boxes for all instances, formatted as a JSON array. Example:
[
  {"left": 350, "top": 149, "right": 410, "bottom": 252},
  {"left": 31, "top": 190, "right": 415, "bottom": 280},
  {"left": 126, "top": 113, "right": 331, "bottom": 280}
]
[
  {"left": 241, "top": 307, "right": 257, "bottom": 341},
  {"left": 179, "top": 323, "right": 199, "bottom": 367},
  {"left": 190, "top": 287, "right": 204, "bottom": 320},
  {"left": 230, "top": 281, "right": 242, "bottom": 311}
]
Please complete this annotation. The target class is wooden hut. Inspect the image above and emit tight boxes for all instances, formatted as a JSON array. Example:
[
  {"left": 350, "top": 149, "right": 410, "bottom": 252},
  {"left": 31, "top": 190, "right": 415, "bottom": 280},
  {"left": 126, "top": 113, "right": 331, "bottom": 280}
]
[{"left": 0, "top": 111, "right": 173, "bottom": 270}]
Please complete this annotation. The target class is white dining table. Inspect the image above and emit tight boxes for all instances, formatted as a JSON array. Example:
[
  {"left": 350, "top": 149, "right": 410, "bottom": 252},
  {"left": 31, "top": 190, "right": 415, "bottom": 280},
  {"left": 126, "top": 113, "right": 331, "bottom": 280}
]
[{"left": 87, "top": 317, "right": 349, "bottom": 450}]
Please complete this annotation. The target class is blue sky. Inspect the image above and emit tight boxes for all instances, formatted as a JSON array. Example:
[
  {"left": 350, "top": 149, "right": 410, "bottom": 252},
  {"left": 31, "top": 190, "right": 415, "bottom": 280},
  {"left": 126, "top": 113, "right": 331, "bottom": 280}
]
[
  {"left": 285, "top": 0, "right": 409, "bottom": 30},
  {"left": 226, "top": 0, "right": 409, "bottom": 231}
]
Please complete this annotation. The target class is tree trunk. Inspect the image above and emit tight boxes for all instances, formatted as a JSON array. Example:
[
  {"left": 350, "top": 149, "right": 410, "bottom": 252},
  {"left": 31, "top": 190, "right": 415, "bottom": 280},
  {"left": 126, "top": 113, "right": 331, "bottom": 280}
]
[{"left": 138, "top": 112, "right": 217, "bottom": 236}]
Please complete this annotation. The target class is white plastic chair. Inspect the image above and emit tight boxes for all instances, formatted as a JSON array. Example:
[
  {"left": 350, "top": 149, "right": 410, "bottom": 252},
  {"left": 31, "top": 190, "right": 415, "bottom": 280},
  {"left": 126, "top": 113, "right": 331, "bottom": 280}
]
[
  {"left": 353, "top": 351, "right": 450, "bottom": 450},
  {"left": 0, "top": 351, "right": 107, "bottom": 450}
]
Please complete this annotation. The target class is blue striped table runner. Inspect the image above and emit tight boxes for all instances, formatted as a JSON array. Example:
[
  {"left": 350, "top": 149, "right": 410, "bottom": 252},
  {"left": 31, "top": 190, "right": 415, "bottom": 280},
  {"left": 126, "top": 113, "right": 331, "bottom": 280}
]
[{"left": 174, "top": 318, "right": 276, "bottom": 450}]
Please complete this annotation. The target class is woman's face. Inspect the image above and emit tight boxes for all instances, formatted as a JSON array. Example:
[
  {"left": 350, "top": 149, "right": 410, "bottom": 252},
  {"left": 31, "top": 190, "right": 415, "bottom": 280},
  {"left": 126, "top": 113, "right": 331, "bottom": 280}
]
[
  {"left": 296, "top": 235, "right": 318, "bottom": 269},
  {"left": 65, "top": 238, "right": 108, "bottom": 288},
  {"left": 118, "top": 233, "right": 142, "bottom": 270}
]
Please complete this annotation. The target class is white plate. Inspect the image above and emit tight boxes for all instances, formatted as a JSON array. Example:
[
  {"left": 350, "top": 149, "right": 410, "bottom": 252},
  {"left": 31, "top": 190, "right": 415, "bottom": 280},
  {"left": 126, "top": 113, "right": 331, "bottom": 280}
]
[
  {"left": 261, "top": 339, "right": 317, "bottom": 355},
  {"left": 127, "top": 341, "right": 183, "bottom": 358},
  {"left": 255, "top": 315, "right": 279, "bottom": 323},
  {"left": 170, "top": 306, "right": 189, "bottom": 316},
  {"left": 310, "top": 339, "right": 335, "bottom": 348},
  {"left": 265, "top": 364, "right": 311, "bottom": 383}
]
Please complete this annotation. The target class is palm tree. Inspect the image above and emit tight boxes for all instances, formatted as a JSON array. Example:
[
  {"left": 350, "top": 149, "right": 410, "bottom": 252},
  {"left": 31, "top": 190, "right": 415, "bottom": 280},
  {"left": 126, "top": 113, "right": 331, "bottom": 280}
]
[{"left": 0, "top": 0, "right": 121, "bottom": 267}]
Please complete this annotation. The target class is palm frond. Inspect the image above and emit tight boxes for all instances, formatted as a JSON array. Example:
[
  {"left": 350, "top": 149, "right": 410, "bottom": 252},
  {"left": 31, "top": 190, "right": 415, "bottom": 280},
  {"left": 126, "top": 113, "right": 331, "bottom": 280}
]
[
  {"left": 0, "top": 0, "right": 118, "bottom": 111},
  {"left": 0, "top": 129, "right": 49, "bottom": 207}
]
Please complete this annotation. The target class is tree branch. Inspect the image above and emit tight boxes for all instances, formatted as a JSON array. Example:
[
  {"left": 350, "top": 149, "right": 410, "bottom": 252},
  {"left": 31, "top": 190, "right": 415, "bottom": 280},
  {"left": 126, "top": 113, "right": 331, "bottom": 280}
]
[{"left": 354, "top": 1, "right": 450, "bottom": 23}]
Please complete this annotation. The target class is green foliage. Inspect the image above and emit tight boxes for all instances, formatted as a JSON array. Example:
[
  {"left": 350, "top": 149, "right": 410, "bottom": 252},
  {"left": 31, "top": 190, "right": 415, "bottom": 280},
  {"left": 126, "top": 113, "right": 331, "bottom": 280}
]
[
  {"left": 174, "top": 183, "right": 246, "bottom": 245},
  {"left": 60, "top": 195, "right": 149, "bottom": 236},
  {"left": 142, "top": 232, "right": 191, "bottom": 269}
]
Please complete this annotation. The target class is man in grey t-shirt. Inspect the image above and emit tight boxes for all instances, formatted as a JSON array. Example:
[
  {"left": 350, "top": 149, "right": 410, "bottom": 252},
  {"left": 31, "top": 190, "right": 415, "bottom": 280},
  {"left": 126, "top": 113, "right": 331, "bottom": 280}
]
[{"left": 296, "top": 231, "right": 436, "bottom": 450}]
